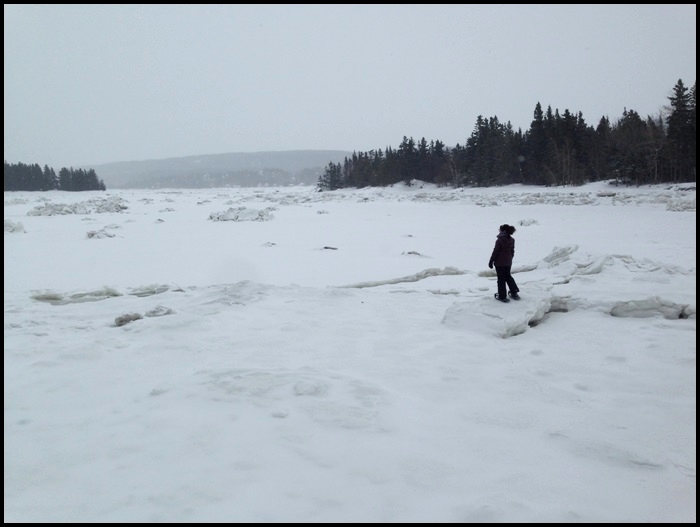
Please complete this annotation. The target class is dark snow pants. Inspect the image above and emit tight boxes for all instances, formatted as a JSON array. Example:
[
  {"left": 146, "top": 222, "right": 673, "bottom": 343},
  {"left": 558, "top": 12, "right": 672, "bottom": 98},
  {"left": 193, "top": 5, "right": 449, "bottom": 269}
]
[{"left": 495, "top": 265, "right": 519, "bottom": 300}]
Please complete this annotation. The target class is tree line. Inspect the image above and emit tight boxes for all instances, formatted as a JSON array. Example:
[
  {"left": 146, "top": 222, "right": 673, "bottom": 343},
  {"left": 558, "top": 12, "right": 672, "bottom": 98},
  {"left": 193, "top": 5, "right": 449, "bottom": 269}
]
[
  {"left": 4, "top": 162, "right": 106, "bottom": 191},
  {"left": 319, "top": 79, "right": 696, "bottom": 190}
]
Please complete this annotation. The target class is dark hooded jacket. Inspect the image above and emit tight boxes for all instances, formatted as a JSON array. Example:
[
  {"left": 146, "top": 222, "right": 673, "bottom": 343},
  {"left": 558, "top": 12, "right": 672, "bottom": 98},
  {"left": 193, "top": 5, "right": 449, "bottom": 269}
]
[{"left": 490, "top": 232, "right": 515, "bottom": 267}]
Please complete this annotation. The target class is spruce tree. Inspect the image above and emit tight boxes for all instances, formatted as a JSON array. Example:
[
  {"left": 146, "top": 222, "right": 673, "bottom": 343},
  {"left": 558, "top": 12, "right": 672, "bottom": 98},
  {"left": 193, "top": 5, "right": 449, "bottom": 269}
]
[{"left": 666, "top": 79, "right": 695, "bottom": 182}]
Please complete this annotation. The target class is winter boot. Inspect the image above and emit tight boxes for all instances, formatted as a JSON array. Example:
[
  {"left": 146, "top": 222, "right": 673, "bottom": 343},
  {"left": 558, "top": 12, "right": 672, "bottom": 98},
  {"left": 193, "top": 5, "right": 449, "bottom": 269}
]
[{"left": 495, "top": 293, "right": 510, "bottom": 303}]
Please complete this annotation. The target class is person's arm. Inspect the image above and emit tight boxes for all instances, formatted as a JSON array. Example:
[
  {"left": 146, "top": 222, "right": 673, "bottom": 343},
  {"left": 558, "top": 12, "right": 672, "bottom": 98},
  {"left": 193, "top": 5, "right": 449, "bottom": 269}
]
[{"left": 489, "top": 240, "right": 500, "bottom": 268}]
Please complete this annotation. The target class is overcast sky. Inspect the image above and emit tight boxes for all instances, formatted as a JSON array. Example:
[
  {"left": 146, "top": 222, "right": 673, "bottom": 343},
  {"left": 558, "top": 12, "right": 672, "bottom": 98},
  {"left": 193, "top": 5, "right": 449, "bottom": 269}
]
[{"left": 4, "top": 4, "right": 697, "bottom": 169}]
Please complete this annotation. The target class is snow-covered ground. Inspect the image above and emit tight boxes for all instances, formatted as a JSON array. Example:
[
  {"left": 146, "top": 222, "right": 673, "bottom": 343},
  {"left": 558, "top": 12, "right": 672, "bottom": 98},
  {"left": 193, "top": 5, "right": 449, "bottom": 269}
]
[{"left": 4, "top": 180, "right": 696, "bottom": 522}]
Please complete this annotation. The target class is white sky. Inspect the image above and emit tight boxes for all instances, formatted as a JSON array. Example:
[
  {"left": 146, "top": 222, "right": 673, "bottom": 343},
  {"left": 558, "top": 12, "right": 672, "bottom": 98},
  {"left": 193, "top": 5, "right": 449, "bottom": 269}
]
[
  {"left": 4, "top": 181, "right": 696, "bottom": 522},
  {"left": 3, "top": 4, "right": 697, "bottom": 169}
]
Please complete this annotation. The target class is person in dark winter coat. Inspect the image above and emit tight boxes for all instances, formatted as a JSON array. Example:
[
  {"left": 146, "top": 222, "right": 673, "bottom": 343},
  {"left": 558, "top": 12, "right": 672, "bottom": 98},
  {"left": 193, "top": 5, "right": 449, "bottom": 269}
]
[{"left": 488, "top": 224, "right": 520, "bottom": 302}]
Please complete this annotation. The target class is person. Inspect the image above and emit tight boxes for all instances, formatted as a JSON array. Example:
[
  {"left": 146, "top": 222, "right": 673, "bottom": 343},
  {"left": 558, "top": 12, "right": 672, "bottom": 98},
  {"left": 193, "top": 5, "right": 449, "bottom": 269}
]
[{"left": 488, "top": 224, "right": 520, "bottom": 302}]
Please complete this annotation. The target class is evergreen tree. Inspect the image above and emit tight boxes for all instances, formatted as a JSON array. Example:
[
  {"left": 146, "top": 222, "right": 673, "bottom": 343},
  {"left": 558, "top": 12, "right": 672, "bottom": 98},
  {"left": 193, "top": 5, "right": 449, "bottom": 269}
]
[
  {"left": 522, "top": 103, "right": 548, "bottom": 184},
  {"left": 609, "top": 108, "right": 649, "bottom": 185},
  {"left": 592, "top": 116, "right": 613, "bottom": 181},
  {"left": 429, "top": 139, "right": 452, "bottom": 187},
  {"left": 42, "top": 165, "right": 58, "bottom": 190},
  {"left": 397, "top": 136, "right": 417, "bottom": 186},
  {"left": 666, "top": 79, "right": 696, "bottom": 182},
  {"left": 58, "top": 167, "right": 72, "bottom": 191},
  {"left": 416, "top": 137, "right": 430, "bottom": 182},
  {"left": 318, "top": 162, "right": 342, "bottom": 190}
]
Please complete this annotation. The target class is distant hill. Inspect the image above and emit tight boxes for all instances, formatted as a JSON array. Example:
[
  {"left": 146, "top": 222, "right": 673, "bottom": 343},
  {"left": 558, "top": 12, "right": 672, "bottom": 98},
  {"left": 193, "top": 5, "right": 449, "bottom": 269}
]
[{"left": 89, "top": 150, "right": 352, "bottom": 189}]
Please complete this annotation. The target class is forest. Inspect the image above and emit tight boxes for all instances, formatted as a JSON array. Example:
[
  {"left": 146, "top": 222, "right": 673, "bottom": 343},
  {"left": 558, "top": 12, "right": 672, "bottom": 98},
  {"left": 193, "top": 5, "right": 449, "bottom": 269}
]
[
  {"left": 319, "top": 79, "right": 696, "bottom": 190},
  {"left": 4, "top": 163, "right": 106, "bottom": 192}
]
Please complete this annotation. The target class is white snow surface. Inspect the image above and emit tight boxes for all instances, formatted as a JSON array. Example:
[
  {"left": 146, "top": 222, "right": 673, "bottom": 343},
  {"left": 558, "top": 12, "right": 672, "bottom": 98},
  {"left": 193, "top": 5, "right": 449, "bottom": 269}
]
[{"left": 4, "top": 180, "right": 696, "bottom": 522}]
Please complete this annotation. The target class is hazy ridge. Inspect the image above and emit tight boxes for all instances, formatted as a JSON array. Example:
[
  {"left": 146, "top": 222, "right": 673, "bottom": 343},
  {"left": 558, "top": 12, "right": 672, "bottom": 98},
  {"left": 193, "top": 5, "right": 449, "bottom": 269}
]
[{"left": 90, "top": 150, "right": 352, "bottom": 189}]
